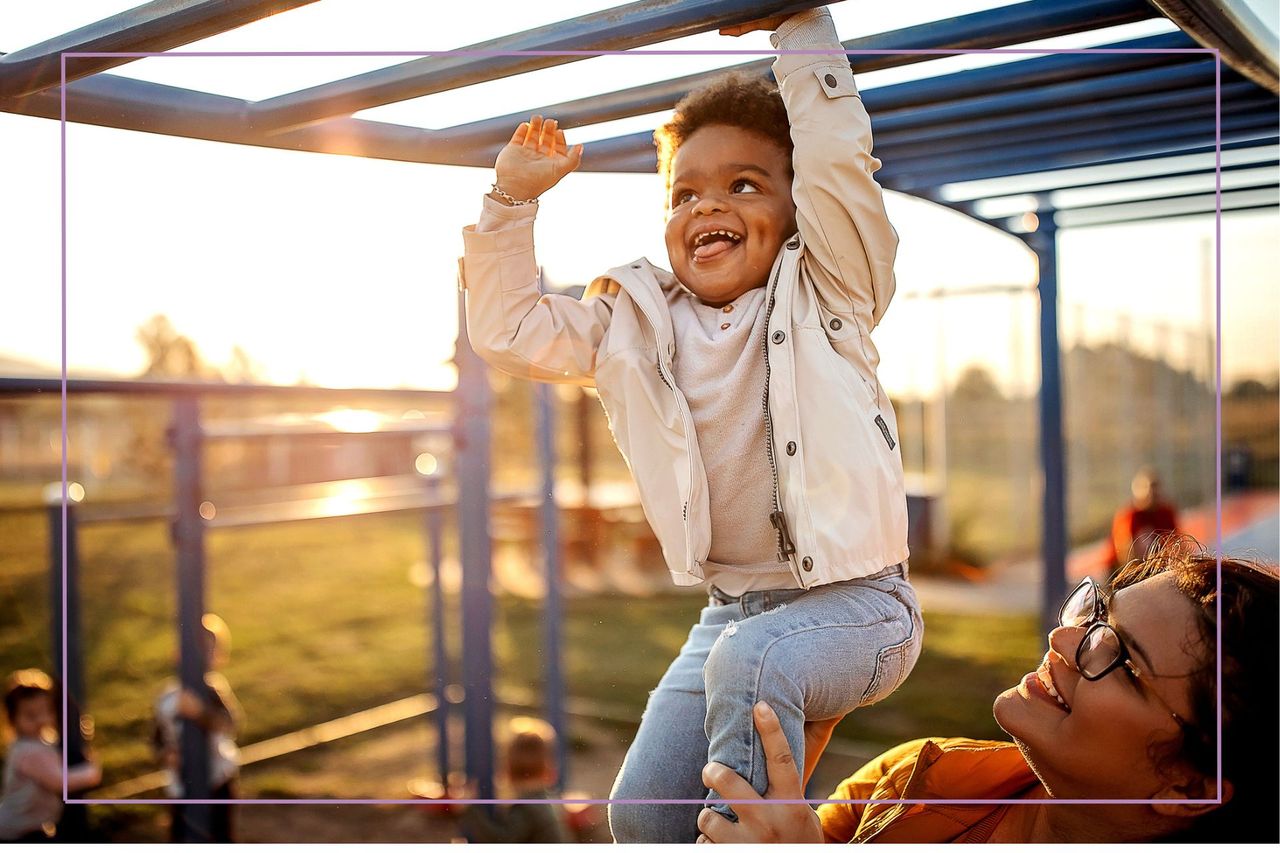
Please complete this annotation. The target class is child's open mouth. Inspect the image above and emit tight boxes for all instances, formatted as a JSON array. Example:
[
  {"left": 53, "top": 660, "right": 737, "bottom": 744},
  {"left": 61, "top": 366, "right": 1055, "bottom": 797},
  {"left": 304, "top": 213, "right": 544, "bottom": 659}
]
[{"left": 691, "top": 228, "right": 743, "bottom": 263}]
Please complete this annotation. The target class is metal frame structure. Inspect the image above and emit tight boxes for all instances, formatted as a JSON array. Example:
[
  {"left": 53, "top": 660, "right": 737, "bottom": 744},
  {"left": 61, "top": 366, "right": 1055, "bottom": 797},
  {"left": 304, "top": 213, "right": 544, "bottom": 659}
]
[{"left": 3, "top": 0, "right": 1277, "bottom": 838}]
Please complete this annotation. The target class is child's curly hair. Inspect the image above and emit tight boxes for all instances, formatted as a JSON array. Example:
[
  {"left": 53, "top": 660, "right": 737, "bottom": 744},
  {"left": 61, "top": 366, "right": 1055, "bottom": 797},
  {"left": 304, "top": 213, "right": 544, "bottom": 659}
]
[{"left": 654, "top": 72, "right": 793, "bottom": 203}]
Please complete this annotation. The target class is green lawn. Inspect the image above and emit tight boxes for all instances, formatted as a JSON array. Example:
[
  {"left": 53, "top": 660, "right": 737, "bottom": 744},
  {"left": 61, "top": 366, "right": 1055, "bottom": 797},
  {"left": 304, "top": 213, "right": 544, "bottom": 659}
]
[{"left": 2, "top": 506, "right": 1039, "bottom": 837}]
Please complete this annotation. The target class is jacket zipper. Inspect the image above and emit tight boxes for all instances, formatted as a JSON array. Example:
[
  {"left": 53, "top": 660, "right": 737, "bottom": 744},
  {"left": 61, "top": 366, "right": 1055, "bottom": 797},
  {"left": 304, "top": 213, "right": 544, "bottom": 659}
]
[
  {"left": 653, "top": 357, "right": 690, "bottom": 521},
  {"left": 761, "top": 257, "right": 795, "bottom": 562}
]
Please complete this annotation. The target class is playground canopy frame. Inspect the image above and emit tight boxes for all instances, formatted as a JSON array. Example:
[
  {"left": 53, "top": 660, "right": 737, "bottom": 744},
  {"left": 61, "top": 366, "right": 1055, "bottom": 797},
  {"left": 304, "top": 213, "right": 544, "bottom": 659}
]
[{"left": 2, "top": 0, "right": 1278, "bottom": 835}]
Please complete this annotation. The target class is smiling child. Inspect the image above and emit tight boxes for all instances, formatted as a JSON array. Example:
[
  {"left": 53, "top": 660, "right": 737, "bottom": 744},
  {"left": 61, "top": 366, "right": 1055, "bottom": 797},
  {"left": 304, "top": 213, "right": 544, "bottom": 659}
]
[{"left": 459, "top": 5, "right": 919, "bottom": 842}]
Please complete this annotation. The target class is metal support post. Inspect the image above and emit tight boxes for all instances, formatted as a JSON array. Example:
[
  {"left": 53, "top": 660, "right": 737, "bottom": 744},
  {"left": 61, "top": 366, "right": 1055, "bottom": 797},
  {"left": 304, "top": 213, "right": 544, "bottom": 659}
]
[
  {"left": 424, "top": 474, "right": 450, "bottom": 787},
  {"left": 1028, "top": 214, "right": 1069, "bottom": 637},
  {"left": 46, "top": 484, "right": 86, "bottom": 760},
  {"left": 534, "top": 383, "right": 567, "bottom": 792},
  {"left": 453, "top": 290, "right": 496, "bottom": 802},
  {"left": 170, "top": 397, "right": 212, "bottom": 841}
]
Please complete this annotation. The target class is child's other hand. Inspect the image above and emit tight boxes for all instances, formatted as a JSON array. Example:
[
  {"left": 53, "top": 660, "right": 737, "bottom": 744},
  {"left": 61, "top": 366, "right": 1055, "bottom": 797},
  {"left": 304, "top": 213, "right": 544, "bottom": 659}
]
[
  {"left": 493, "top": 115, "right": 583, "bottom": 203},
  {"left": 719, "top": 3, "right": 843, "bottom": 37},
  {"left": 719, "top": 14, "right": 790, "bottom": 36}
]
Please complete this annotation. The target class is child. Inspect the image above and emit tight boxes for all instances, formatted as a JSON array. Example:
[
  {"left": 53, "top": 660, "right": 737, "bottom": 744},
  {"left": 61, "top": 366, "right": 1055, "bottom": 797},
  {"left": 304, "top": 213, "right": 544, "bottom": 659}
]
[
  {"left": 153, "top": 613, "right": 243, "bottom": 843},
  {"left": 460, "top": 6, "right": 921, "bottom": 842},
  {"left": 457, "top": 717, "right": 573, "bottom": 843},
  {"left": 0, "top": 669, "right": 101, "bottom": 842}
]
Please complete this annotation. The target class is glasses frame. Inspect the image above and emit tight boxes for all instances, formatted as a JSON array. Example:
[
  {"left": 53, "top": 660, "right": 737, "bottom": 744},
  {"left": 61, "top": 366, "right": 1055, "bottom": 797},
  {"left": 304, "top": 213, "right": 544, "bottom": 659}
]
[{"left": 1058, "top": 577, "right": 1189, "bottom": 728}]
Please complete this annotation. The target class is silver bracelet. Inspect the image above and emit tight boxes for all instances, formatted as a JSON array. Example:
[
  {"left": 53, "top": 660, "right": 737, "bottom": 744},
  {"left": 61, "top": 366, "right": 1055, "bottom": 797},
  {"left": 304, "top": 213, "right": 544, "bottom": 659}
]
[{"left": 490, "top": 183, "right": 539, "bottom": 206}]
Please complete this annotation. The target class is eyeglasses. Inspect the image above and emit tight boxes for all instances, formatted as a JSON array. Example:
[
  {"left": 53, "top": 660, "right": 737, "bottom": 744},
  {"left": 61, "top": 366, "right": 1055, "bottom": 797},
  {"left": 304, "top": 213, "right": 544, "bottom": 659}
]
[{"left": 1058, "top": 577, "right": 1189, "bottom": 728}]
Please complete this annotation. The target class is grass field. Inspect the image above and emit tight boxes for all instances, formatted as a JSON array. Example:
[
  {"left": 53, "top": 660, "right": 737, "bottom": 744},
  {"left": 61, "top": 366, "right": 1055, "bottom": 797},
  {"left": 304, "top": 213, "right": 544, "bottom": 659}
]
[{"left": 1, "top": 506, "right": 1040, "bottom": 840}]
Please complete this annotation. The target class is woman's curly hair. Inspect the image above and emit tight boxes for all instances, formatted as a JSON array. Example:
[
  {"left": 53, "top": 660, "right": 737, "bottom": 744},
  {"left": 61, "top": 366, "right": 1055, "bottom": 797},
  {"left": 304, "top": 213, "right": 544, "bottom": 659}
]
[
  {"left": 1111, "top": 535, "right": 1279, "bottom": 843},
  {"left": 654, "top": 71, "right": 793, "bottom": 202}
]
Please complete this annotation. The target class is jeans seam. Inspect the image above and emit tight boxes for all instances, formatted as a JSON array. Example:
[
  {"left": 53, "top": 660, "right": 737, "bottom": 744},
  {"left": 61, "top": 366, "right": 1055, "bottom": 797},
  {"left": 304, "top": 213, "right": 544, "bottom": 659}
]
[{"left": 743, "top": 613, "right": 905, "bottom": 789}]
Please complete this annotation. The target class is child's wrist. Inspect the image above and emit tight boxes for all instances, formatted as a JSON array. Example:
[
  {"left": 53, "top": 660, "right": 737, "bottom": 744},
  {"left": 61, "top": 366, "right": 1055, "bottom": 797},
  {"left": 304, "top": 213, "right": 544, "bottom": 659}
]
[{"left": 490, "top": 181, "right": 541, "bottom": 206}]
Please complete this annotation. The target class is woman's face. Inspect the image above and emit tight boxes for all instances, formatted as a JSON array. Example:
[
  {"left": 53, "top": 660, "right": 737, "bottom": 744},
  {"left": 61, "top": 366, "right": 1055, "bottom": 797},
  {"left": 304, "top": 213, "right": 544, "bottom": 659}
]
[{"left": 993, "top": 573, "right": 1205, "bottom": 799}]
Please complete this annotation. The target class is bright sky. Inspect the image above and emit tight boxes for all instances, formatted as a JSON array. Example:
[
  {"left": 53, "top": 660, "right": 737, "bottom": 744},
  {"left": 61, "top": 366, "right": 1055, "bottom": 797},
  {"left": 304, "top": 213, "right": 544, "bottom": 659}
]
[{"left": 2, "top": 0, "right": 1277, "bottom": 394}]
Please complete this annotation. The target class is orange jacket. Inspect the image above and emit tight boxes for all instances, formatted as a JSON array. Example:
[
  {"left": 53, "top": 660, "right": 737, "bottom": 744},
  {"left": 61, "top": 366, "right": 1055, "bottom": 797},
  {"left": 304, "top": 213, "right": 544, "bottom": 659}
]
[{"left": 817, "top": 738, "right": 1040, "bottom": 843}]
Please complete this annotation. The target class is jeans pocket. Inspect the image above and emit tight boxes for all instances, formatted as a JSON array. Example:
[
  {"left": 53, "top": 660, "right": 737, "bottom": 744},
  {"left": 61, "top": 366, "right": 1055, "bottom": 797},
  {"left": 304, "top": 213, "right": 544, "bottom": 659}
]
[{"left": 858, "top": 612, "right": 922, "bottom": 706}]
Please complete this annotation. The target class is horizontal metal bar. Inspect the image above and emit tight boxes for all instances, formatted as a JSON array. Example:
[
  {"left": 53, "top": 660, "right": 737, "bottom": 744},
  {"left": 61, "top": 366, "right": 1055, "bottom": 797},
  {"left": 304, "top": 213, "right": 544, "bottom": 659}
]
[
  {"left": 970, "top": 161, "right": 1278, "bottom": 219},
  {"left": 1056, "top": 187, "right": 1278, "bottom": 227},
  {"left": 0, "top": 376, "right": 454, "bottom": 400},
  {"left": 0, "top": 0, "right": 319, "bottom": 98},
  {"left": 206, "top": 483, "right": 549, "bottom": 529},
  {"left": 940, "top": 141, "right": 1280, "bottom": 199},
  {"left": 250, "top": 0, "right": 831, "bottom": 133},
  {"left": 865, "top": 31, "right": 1201, "bottom": 113},
  {"left": 1056, "top": 183, "right": 1278, "bottom": 215},
  {"left": 569, "top": 99, "right": 1275, "bottom": 175},
  {"left": 201, "top": 416, "right": 452, "bottom": 440},
  {"left": 879, "top": 117, "right": 1279, "bottom": 191},
  {"left": 881, "top": 94, "right": 1273, "bottom": 163},
  {"left": 206, "top": 486, "right": 457, "bottom": 528},
  {"left": 869, "top": 61, "right": 1225, "bottom": 136},
  {"left": 436, "top": 0, "right": 1162, "bottom": 147},
  {"left": 874, "top": 66, "right": 1247, "bottom": 141}
]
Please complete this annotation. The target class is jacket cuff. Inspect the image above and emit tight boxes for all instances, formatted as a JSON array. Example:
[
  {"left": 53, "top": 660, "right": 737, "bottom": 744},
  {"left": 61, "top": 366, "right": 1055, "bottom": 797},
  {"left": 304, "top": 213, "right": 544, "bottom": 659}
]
[
  {"left": 770, "top": 7, "right": 837, "bottom": 50},
  {"left": 770, "top": 7, "right": 852, "bottom": 88},
  {"left": 463, "top": 194, "right": 537, "bottom": 255},
  {"left": 474, "top": 192, "right": 538, "bottom": 233}
]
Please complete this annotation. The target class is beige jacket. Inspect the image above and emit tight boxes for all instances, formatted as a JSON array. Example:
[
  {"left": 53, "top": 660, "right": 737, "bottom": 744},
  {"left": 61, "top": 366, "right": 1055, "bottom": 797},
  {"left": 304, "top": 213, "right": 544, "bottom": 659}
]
[{"left": 459, "top": 8, "right": 908, "bottom": 589}]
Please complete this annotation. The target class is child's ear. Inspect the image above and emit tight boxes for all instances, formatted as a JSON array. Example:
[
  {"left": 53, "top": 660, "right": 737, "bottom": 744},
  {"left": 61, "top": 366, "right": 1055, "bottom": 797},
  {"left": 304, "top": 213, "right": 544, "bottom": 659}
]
[{"left": 1149, "top": 774, "right": 1232, "bottom": 818}]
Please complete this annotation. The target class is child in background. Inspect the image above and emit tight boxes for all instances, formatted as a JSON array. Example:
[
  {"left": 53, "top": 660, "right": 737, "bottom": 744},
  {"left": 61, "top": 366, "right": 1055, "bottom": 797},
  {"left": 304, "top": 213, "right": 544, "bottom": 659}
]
[
  {"left": 460, "top": 4, "right": 921, "bottom": 843},
  {"left": 457, "top": 717, "right": 572, "bottom": 844},
  {"left": 0, "top": 669, "right": 101, "bottom": 842},
  {"left": 153, "top": 613, "right": 243, "bottom": 843}
]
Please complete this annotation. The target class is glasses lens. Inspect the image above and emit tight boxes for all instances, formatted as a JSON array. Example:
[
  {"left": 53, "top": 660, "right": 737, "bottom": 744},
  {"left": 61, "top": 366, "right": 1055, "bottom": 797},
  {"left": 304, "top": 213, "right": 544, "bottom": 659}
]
[
  {"left": 1060, "top": 580, "right": 1096, "bottom": 628},
  {"left": 1078, "top": 624, "right": 1122, "bottom": 678}
]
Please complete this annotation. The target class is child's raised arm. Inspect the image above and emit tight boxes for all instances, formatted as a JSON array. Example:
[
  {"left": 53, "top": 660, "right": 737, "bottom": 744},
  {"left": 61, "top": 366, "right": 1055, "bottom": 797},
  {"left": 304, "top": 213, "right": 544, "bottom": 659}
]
[
  {"left": 461, "top": 117, "right": 615, "bottom": 386},
  {"left": 728, "top": 6, "right": 898, "bottom": 334}
]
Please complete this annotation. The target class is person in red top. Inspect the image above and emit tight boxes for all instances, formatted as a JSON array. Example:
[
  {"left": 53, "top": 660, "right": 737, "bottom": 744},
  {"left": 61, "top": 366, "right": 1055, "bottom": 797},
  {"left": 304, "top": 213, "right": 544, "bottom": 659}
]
[{"left": 1106, "top": 467, "right": 1180, "bottom": 572}]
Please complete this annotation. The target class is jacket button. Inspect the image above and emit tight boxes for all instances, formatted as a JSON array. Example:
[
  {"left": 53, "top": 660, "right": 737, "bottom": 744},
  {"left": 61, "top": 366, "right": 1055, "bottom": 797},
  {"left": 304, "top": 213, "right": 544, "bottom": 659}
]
[
  {"left": 829, "top": 318, "right": 843, "bottom": 331},
  {"left": 802, "top": 556, "right": 813, "bottom": 571},
  {"left": 786, "top": 441, "right": 796, "bottom": 456},
  {"left": 824, "top": 73, "right": 837, "bottom": 88},
  {"left": 786, "top": 237, "right": 800, "bottom": 250},
  {"left": 771, "top": 330, "right": 786, "bottom": 344}
]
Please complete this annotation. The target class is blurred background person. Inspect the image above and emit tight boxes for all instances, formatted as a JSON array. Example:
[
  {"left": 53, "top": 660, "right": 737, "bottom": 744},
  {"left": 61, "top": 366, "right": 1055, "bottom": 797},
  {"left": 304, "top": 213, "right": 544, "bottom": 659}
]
[
  {"left": 153, "top": 613, "right": 243, "bottom": 843},
  {"left": 1106, "top": 466, "right": 1180, "bottom": 572},
  {"left": 0, "top": 669, "right": 101, "bottom": 842},
  {"left": 457, "top": 716, "right": 572, "bottom": 844}
]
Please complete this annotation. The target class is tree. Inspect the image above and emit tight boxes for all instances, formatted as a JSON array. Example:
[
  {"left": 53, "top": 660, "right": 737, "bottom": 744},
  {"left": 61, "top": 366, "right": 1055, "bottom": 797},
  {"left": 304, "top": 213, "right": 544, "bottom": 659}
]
[
  {"left": 952, "top": 364, "right": 1005, "bottom": 402},
  {"left": 224, "top": 345, "right": 262, "bottom": 384},
  {"left": 135, "top": 314, "right": 218, "bottom": 380}
]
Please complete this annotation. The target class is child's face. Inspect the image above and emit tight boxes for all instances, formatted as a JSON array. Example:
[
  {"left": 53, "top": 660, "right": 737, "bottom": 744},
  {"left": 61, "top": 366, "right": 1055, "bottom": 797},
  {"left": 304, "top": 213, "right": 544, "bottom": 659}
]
[
  {"left": 13, "top": 694, "right": 55, "bottom": 741},
  {"left": 664, "top": 124, "right": 796, "bottom": 306}
]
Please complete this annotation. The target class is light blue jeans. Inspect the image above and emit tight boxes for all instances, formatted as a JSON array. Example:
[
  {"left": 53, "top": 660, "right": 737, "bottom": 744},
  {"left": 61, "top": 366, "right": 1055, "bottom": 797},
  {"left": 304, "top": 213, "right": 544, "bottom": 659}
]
[{"left": 608, "top": 564, "right": 922, "bottom": 844}]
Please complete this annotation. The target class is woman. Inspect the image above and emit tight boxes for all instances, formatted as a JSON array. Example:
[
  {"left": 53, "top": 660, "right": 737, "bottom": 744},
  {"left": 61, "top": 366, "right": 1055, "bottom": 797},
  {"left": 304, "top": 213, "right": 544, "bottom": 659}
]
[{"left": 697, "top": 541, "right": 1278, "bottom": 843}]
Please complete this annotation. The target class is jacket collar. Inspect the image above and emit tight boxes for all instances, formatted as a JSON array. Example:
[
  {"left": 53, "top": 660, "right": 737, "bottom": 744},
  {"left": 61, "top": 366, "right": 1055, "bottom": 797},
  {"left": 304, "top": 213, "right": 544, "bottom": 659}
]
[
  {"left": 591, "top": 257, "right": 678, "bottom": 346},
  {"left": 855, "top": 739, "right": 1040, "bottom": 843}
]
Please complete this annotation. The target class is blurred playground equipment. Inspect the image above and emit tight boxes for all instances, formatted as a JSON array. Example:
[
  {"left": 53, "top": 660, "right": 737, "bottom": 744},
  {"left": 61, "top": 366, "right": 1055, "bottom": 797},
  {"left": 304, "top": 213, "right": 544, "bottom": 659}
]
[{"left": 1, "top": 0, "right": 1276, "bottom": 841}]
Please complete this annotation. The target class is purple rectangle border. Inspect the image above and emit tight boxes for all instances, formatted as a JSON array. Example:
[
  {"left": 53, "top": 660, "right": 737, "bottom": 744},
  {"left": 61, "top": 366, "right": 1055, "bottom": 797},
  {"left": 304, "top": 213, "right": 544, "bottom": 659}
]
[{"left": 58, "top": 43, "right": 1226, "bottom": 808}]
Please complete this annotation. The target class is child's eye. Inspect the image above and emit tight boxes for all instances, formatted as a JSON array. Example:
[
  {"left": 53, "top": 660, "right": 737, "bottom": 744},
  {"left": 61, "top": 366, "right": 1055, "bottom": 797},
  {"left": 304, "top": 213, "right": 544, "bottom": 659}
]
[
  {"left": 673, "top": 189, "right": 696, "bottom": 206},
  {"left": 732, "top": 180, "right": 760, "bottom": 194}
]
